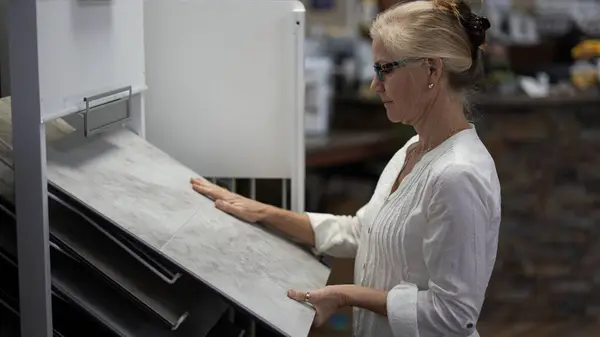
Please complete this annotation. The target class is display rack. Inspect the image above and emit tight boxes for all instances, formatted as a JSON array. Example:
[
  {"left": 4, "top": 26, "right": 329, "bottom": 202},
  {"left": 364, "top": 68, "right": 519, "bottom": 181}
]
[{"left": 7, "top": 0, "right": 309, "bottom": 336}]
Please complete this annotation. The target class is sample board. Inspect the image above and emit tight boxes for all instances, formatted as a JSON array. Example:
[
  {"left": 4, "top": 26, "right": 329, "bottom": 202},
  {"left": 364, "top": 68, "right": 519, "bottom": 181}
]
[{"left": 45, "top": 128, "right": 329, "bottom": 337}]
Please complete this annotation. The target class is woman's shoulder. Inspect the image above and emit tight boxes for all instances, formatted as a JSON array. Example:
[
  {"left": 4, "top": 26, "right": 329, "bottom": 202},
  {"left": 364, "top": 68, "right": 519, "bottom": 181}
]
[{"left": 430, "top": 133, "right": 500, "bottom": 197}]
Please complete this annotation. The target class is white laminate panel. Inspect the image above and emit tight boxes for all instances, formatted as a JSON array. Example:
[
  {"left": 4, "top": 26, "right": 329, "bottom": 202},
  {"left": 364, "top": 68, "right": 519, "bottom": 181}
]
[
  {"left": 36, "top": 0, "right": 145, "bottom": 120},
  {"left": 143, "top": 0, "right": 304, "bottom": 181}
]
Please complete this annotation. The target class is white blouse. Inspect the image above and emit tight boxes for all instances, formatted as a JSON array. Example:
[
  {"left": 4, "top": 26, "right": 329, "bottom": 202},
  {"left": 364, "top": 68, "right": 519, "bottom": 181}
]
[{"left": 307, "top": 126, "right": 501, "bottom": 337}]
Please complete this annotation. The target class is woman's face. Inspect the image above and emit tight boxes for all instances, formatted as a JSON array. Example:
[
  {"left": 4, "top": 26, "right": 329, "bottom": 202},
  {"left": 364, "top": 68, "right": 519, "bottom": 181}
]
[{"left": 370, "top": 38, "right": 431, "bottom": 124}]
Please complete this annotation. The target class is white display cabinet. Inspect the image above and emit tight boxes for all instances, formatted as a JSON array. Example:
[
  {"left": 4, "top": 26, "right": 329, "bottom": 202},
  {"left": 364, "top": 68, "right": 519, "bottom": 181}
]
[{"left": 7, "top": 0, "right": 307, "bottom": 336}]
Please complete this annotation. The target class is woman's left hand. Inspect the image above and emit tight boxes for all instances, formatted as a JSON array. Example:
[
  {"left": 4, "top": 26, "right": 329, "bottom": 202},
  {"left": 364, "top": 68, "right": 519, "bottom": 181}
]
[{"left": 287, "top": 285, "right": 347, "bottom": 327}]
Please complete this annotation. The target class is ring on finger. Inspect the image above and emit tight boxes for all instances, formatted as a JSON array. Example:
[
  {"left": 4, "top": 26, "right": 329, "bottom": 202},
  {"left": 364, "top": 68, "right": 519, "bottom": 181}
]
[{"left": 304, "top": 292, "right": 311, "bottom": 302}]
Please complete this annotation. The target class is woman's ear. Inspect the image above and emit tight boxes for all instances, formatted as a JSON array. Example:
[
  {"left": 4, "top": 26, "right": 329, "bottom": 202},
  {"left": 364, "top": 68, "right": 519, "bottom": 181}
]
[
  {"left": 426, "top": 58, "right": 435, "bottom": 75},
  {"left": 426, "top": 58, "right": 444, "bottom": 84}
]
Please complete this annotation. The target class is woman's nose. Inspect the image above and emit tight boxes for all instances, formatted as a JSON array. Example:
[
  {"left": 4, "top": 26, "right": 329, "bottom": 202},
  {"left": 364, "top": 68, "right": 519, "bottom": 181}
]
[{"left": 370, "top": 76, "right": 384, "bottom": 92}]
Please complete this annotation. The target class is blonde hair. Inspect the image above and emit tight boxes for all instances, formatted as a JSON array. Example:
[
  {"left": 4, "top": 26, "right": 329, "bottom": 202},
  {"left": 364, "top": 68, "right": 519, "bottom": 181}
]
[{"left": 370, "top": 0, "right": 489, "bottom": 90}]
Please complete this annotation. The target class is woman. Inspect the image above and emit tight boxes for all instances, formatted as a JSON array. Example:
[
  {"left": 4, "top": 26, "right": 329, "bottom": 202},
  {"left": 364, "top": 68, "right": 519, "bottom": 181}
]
[{"left": 191, "top": 0, "right": 500, "bottom": 336}]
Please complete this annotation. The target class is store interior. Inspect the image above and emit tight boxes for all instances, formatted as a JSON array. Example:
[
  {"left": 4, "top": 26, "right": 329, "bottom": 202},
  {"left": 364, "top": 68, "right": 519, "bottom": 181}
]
[{"left": 1, "top": 0, "right": 600, "bottom": 337}]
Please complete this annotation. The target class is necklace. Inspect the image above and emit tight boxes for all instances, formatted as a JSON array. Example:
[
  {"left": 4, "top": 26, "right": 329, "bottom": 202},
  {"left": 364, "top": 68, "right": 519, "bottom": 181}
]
[
  {"left": 414, "top": 126, "right": 468, "bottom": 154},
  {"left": 397, "top": 145, "right": 418, "bottom": 178}
]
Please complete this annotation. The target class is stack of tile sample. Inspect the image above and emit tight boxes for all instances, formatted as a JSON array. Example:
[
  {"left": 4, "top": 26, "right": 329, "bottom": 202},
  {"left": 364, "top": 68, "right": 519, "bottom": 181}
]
[{"left": 0, "top": 96, "right": 330, "bottom": 337}]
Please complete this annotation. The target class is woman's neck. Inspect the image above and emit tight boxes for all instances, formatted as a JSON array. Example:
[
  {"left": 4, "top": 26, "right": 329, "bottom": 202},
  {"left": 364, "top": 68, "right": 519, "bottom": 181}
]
[{"left": 412, "top": 95, "right": 470, "bottom": 152}]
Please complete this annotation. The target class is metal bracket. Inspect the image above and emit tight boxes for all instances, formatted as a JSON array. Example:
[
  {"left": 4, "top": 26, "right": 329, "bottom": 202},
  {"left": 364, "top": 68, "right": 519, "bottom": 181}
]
[{"left": 80, "top": 86, "right": 133, "bottom": 138}]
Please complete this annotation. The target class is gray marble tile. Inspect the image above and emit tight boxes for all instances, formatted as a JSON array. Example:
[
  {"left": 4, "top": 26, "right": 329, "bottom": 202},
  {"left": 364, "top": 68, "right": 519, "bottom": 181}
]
[
  {"left": 161, "top": 209, "right": 330, "bottom": 337},
  {"left": 46, "top": 129, "right": 201, "bottom": 249},
  {"left": 45, "top": 128, "right": 330, "bottom": 336}
]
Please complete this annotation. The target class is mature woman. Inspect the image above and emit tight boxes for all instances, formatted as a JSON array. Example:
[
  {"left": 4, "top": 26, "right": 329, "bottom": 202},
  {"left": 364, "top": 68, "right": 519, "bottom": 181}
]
[{"left": 191, "top": 0, "right": 500, "bottom": 336}]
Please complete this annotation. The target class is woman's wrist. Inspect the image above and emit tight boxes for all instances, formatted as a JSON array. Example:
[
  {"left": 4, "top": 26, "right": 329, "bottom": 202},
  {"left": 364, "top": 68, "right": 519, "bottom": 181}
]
[
  {"left": 258, "top": 203, "right": 282, "bottom": 223},
  {"left": 259, "top": 204, "right": 316, "bottom": 246},
  {"left": 331, "top": 284, "right": 354, "bottom": 307},
  {"left": 332, "top": 285, "right": 389, "bottom": 316}
]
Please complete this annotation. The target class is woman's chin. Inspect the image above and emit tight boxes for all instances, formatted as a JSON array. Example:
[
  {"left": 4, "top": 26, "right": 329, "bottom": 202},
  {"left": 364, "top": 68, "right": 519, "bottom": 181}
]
[
  {"left": 386, "top": 111, "right": 408, "bottom": 124},
  {"left": 385, "top": 106, "right": 414, "bottom": 124}
]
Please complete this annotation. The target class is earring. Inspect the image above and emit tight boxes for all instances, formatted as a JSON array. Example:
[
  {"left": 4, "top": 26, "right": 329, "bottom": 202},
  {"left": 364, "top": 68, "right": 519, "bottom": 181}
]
[{"left": 428, "top": 83, "right": 434, "bottom": 89}]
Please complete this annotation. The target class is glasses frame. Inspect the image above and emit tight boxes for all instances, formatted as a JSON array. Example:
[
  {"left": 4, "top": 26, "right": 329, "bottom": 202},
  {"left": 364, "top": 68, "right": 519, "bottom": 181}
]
[{"left": 373, "top": 57, "right": 424, "bottom": 81}]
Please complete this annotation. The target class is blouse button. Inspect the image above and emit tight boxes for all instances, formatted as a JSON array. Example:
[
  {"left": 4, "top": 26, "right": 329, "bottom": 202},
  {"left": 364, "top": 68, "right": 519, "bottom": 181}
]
[
  {"left": 466, "top": 323, "right": 474, "bottom": 329},
  {"left": 363, "top": 263, "right": 366, "bottom": 269},
  {"left": 368, "top": 227, "right": 372, "bottom": 234}
]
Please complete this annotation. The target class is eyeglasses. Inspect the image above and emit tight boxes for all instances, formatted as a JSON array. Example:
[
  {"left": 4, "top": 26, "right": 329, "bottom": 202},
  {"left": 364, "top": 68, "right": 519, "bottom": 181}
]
[{"left": 373, "top": 58, "right": 423, "bottom": 81}]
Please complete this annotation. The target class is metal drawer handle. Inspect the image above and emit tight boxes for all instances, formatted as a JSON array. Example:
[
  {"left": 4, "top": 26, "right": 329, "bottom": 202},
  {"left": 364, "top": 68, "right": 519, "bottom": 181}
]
[{"left": 81, "top": 86, "right": 133, "bottom": 138}]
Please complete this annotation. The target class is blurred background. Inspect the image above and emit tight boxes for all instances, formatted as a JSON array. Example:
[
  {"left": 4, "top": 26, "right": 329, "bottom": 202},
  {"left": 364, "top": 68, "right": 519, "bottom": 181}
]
[{"left": 300, "top": 0, "right": 600, "bottom": 336}]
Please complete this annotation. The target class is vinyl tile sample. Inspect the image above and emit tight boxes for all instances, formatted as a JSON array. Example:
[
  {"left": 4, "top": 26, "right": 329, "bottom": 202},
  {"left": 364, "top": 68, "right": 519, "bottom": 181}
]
[
  {"left": 162, "top": 211, "right": 328, "bottom": 337},
  {"left": 45, "top": 128, "right": 330, "bottom": 337},
  {"left": 46, "top": 128, "right": 200, "bottom": 249},
  {"left": 49, "top": 186, "right": 185, "bottom": 285}
]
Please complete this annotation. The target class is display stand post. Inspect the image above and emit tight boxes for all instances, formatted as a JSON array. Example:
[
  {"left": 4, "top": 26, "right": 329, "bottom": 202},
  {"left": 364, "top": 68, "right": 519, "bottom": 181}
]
[{"left": 8, "top": 0, "right": 54, "bottom": 336}]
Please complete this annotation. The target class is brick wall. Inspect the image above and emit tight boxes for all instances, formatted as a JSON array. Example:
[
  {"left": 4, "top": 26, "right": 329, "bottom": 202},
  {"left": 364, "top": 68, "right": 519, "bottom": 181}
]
[{"left": 476, "top": 99, "right": 600, "bottom": 322}]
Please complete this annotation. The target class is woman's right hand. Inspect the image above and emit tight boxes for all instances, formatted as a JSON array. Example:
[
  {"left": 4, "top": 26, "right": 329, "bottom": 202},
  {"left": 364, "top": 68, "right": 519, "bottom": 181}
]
[{"left": 190, "top": 178, "right": 269, "bottom": 223}]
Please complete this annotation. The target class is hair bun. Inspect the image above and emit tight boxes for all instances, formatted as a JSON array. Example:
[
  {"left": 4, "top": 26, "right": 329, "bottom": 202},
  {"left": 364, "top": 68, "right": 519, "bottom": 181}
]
[
  {"left": 459, "top": 10, "right": 491, "bottom": 49},
  {"left": 434, "top": 0, "right": 491, "bottom": 59},
  {"left": 432, "top": 0, "right": 461, "bottom": 17}
]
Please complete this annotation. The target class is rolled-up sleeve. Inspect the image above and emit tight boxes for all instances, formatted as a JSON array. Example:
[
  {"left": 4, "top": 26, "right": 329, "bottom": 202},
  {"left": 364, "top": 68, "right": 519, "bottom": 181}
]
[
  {"left": 387, "top": 164, "right": 499, "bottom": 337},
  {"left": 306, "top": 205, "right": 367, "bottom": 258}
]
